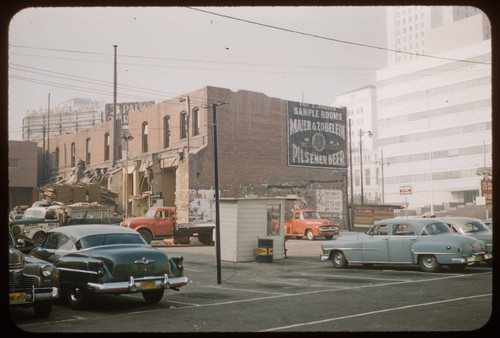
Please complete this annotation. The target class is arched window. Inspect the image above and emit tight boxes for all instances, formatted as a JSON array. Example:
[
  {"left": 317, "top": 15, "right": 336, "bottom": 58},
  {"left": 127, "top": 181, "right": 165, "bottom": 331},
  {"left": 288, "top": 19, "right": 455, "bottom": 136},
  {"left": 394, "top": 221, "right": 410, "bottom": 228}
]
[
  {"left": 180, "top": 112, "right": 187, "bottom": 139},
  {"left": 142, "top": 122, "right": 148, "bottom": 153},
  {"left": 164, "top": 116, "right": 171, "bottom": 148},
  {"left": 55, "top": 147, "right": 60, "bottom": 169},
  {"left": 86, "top": 138, "right": 91, "bottom": 164},
  {"left": 192, "top": 108, "right": 200, "bottom": 136},
  {"left": 104, "top": 133, "right": 110, "bottom": 161},
  {"left": 70, "top": 142, "right": 76, "bottom": 167}
]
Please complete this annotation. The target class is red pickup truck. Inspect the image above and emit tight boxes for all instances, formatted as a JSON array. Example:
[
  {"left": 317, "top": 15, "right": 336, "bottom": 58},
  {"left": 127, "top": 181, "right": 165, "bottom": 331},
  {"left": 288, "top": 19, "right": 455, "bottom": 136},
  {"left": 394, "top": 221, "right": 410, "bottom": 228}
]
[
  {"left": 120, "top": 206, "right": 214, "bottom": 245},
  {"left": 284, "top": 209, "right": 339, "bottom": 240}
]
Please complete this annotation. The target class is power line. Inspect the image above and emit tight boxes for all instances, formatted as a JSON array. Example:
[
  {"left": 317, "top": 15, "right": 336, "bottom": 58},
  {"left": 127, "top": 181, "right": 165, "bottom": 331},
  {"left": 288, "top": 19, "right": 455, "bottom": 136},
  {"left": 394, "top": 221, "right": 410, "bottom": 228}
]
[{"left": 185, "top": 7, "right": 491, "bottom": 66}]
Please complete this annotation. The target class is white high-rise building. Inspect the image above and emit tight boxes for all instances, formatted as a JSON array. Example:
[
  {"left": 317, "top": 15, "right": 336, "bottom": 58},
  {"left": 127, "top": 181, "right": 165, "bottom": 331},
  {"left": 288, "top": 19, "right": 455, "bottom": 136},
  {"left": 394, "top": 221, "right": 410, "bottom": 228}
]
[
  {"left": 377, "top": 7, "right": 491, "bottom": 211},
  {"left": 386, "top": 6, "right": 490, "bottom": 65}
]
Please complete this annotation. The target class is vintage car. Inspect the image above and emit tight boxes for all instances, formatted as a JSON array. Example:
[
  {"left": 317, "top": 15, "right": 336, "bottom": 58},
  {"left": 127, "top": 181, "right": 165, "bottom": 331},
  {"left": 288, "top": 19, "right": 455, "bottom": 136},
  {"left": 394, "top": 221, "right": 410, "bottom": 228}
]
[
  {"left": 9, "top": 231, "right": 59, "bottom": 318},
  {"left": 29, "top": 224, "right": 188, "bottom": 309},
  {"left": 437, "top": 217, "right": 492, "bottom": 255},
  {"left": 320, "top": 218, "right": 492, "bottom": 272}
]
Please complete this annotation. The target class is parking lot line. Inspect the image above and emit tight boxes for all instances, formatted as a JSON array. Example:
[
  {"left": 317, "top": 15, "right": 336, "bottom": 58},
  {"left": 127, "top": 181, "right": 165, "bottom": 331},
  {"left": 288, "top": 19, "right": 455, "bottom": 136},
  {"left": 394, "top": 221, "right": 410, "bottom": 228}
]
[
  {"left": 203, "top": 285, "right": 290, "bottom": 295},
  {"left": 260, "top": 293, "right": 492, "bottom": 332},
  {"left": 301, "top": 272, "right": 412, "bottom": 282}
]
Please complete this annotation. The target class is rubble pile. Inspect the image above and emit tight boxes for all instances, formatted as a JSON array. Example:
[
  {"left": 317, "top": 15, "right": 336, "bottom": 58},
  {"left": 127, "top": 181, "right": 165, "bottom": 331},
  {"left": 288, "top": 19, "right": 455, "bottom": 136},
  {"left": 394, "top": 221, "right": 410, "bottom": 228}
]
[{"left": 40, "top": 183, "right": 118, "bottom": 206}]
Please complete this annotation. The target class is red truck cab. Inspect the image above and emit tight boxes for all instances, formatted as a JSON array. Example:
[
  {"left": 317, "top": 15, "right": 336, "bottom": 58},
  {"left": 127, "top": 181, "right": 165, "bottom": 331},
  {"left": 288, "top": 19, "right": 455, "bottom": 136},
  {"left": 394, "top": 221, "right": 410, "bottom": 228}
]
[
  {"left": 284, "top": 209, "right": 339, "bottom": 240},
  {"left": 121, "top": 207, "right": 176, "bottom": 243}
]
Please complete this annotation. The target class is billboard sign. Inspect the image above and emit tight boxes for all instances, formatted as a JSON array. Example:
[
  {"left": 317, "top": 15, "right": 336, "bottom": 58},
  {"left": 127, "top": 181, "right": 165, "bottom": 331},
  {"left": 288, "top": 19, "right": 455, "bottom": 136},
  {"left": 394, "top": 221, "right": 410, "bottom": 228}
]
[
  {"left": 481, "top": 179, "right": 492, "bottom": 205},
  {"left": 105, "top": 101, "right": 155, "bottom": 124},
  {"left": 287, "top": 101, "right": 347, "bottom": 169}
]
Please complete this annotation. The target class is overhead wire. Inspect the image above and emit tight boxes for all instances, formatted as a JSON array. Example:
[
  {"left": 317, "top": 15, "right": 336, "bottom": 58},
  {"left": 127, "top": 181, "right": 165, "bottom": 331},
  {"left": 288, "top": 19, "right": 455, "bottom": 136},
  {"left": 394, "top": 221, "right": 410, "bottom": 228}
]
[{"left": 185, "top": 7, "right": 491, "bottom": 66}]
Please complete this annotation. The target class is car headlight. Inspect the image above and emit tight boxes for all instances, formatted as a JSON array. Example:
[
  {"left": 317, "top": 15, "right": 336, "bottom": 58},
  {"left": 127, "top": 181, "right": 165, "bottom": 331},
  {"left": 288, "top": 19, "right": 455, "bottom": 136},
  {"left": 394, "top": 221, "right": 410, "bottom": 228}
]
[{"left": 41, "top": 264, "right": 54, "bottom": 277}]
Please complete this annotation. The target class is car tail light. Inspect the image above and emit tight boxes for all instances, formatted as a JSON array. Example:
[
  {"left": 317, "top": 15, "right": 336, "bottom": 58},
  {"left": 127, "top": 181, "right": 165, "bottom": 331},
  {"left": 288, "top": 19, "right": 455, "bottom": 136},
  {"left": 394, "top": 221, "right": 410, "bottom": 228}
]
[
  {"left": 97, "top": 261, "right": 105, "bottom": 277},
  {"left": 178, "top": 256, "right": 184, "bottom": 271}
]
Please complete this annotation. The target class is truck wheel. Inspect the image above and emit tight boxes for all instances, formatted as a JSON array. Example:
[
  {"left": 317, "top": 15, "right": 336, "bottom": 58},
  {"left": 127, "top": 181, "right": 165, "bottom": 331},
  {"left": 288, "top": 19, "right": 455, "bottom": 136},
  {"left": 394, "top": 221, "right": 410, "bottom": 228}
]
[
  {"left": 331, "top": 251, "right": 348, "bottom": 268},
  {"left": 198, "top": 231, "right": 213, "bottom": 245},
  {"left": 142, "top": 289, "right": 164, "bottom": 304},
  {"left": 138, "top": 229, "right": 153, "bottom": 244},
  {"left": 419, "top": 255, "right": 441, "bottom": 272},
  {"left": 305, "top": 230, "right": 315, "bottom": 240}
]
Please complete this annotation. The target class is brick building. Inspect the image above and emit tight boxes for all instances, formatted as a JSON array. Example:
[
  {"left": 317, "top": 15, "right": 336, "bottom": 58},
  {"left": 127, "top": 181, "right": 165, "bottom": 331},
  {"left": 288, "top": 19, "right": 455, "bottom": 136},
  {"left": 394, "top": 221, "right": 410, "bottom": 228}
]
[
  {"left": 8, "top": 140, "right": 39, "bottom": 207},
  {"left": 41, "top": 86, "right": 349, "bottom": 229}
]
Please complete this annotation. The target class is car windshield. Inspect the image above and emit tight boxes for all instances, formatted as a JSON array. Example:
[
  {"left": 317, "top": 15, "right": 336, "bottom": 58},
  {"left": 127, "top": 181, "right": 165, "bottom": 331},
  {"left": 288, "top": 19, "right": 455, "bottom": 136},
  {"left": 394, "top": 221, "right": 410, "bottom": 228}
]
[
  {"left": 22, "top": 209, "right": 45, "bottom": 219},
  {"left": 76, "top": 233, "right": 147, "bottom": 250},
  {"left": 463, "top": 221, "right": 489, "bottom": 233},
  {"left": 421, "top": 222, "right": 450, "bottom": 235},
  {"left": 303, "top": 211, "right": 319, "bottom": 219}
]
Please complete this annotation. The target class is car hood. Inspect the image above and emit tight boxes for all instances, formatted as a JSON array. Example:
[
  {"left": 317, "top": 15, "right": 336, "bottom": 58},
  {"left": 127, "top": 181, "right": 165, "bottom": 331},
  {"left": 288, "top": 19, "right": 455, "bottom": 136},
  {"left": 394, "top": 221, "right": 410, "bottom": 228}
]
[
  {"left": 10, "top": 218, "right": 46, "bottom": 226},
  {"left": 84, "top": 245, "right": 173, "bottom": 280},
  {"left": 9, "top": 247, "right": 24, "bottom": 267},
  {"left": 122, "top": 217, "right": 151, "bottom": 225}
]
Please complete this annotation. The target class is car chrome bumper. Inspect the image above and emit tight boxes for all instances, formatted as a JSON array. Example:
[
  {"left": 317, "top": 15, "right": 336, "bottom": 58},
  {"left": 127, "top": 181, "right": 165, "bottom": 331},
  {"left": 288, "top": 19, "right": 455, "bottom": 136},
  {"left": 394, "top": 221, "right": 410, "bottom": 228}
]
[
  {"left": 87, "top": 275, "right": 188, "bottom": 293},
  {"left": 320, "top": 253, "right": 330, "bottom": 261},
  {"left": 451, "top": 252, "right": 492, "bottom": 265},
  {"left": 9, "top": 287, "right": 58, "bottom": 306}
]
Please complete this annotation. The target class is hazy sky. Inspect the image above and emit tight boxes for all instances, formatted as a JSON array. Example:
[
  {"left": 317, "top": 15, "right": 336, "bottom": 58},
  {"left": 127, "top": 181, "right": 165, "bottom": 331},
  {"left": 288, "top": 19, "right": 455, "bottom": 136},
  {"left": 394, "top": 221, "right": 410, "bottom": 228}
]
[{"left": 8, "top": 6, "right": 387, "bottom": 140}]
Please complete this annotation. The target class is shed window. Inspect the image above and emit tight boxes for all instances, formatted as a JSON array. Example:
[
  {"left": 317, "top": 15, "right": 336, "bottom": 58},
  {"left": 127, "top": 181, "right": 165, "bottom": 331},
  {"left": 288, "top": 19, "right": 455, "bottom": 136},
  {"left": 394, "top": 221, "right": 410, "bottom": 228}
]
[{"left": 267, "top": 204, "right": 281, "bottom": 236}]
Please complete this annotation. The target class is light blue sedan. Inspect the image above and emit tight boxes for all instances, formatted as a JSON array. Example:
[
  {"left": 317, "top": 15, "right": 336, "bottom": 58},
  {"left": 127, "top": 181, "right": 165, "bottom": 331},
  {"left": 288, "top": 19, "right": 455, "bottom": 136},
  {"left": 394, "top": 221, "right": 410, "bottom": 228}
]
[{"left": 320, "top": 218, "right": 492, "bottom": 272}]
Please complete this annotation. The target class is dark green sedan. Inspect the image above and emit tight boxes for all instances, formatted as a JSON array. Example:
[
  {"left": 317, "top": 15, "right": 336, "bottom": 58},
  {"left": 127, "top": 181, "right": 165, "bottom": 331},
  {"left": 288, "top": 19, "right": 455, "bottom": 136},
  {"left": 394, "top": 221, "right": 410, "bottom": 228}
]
[{"left": 29, "top": 224, "right": 188, "bottom": 309}]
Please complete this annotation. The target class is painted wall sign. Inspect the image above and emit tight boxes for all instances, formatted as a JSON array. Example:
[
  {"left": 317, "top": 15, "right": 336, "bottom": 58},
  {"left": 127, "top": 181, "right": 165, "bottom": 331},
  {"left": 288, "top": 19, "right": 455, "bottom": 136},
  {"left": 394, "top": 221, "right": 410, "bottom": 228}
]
[{"left": 287, "top": 101, "right": 347, "bottom": 169}]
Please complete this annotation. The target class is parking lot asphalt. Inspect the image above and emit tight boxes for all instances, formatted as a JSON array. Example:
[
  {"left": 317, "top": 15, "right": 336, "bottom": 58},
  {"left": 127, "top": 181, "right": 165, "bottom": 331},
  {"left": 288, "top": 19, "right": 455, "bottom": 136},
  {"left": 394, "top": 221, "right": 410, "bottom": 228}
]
[{"left": 11, "top": 238, "right": 494, "bottom": 333}]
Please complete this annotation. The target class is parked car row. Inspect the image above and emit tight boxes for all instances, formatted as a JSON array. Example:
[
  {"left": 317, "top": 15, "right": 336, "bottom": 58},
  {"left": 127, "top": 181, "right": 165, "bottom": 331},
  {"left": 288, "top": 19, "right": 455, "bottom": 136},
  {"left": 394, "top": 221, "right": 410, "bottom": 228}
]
[
  {"left": 10, "top": 216, "right": 491, "bottom": 319},
  {"left": 321, "top": 217, "right": 492, "bottom": 272},
  {"left": 9, "top": 224, "right": 189, "bottom": 317}
]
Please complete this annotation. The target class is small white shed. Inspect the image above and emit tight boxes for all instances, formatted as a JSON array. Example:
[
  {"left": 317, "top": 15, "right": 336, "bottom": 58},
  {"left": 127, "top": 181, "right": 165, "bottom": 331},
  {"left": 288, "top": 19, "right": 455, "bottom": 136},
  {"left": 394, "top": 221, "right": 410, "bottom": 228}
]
[{"left": 219, "top": 197, "right": 286, "bottom": 262}]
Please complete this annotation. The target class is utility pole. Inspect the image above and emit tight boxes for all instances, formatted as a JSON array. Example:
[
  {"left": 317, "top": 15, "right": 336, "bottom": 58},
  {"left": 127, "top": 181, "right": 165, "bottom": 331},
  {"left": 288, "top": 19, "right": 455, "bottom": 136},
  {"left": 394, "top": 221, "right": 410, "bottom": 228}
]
[
  {"left": 46, "top": 93, "right": 50, "bottom": 183},
  {"left": 348, "top": 119, "right": 354, "bottom": 231},
  {"left": 212, "top": 101, "right": 227, "bottom": 285},
  {"left": 112, "top": 45, "right": 118, "bottom": 167}
]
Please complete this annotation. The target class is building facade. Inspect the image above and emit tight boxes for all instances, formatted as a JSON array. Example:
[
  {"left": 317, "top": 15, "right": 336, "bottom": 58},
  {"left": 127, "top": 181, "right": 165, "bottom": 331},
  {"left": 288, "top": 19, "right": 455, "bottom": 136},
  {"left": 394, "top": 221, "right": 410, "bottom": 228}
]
[
  {"left": 8, "top": 140, "right": 38, "bottom": 207},
  {"left": 41, "top": 87, "right": 349, "bottom": 229},
  {"left": 22, "top": 98, "right": 106, "bottom": 142},
  {"left": 376, "top": 39, "right": 491, "bottom": 210}
]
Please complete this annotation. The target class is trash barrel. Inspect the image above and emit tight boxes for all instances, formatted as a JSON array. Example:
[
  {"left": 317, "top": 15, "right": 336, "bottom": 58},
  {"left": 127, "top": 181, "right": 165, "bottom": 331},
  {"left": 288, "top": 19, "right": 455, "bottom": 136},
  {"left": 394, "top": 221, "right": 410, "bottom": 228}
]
[{"left": 257, "top": 238, "right": 273, "bottom": 263}]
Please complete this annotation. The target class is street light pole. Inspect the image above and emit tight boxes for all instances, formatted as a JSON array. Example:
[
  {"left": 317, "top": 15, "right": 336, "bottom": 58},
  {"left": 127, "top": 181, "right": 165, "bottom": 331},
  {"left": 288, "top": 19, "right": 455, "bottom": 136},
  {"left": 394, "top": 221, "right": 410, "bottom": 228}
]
[
  {"left": 212, "top": 101, "right": 227, "bottom": 285},
  {"left": 359, "top": 128, "right": 372, "bottom": 205},
  {"left": 123, "top": 134, "right": 134, "bottom": 218}
]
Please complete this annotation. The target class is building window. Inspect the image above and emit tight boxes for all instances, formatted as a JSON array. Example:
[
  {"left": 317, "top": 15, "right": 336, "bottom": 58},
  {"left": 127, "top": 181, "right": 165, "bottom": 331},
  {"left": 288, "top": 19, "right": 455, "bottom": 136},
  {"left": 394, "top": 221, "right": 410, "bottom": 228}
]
[
  {"left": 142, "top": 122, "right": 148, "bottom": 153},
  {"left": 180, "top": 112, "right": 187, "bottom": 139},
  {"left": 267, "top": 204, "right": 281, "bottom": 236},
  {"left": 104, "top": 133, "right": 110, "bottom": 161},
  {"left": 9, "top": 159, "right": 20, "bottom": 168},
  {"left": 55, "top": 147, "right": 59, "bottom": 168},
  {"left": 365, "top": 168, "right": 371, "bottom": 186},
  {"left": 70, "top": 142, "right": 76, "bottom": 167},
  {"left": 86, "top": 138, "right": 91, "bottom": 164},
  {"left": 164, "top": 116, "right": 171, "bottom": 148},
  {"left": 192, "top": 108, "right": 200, "bottom": 136}
]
